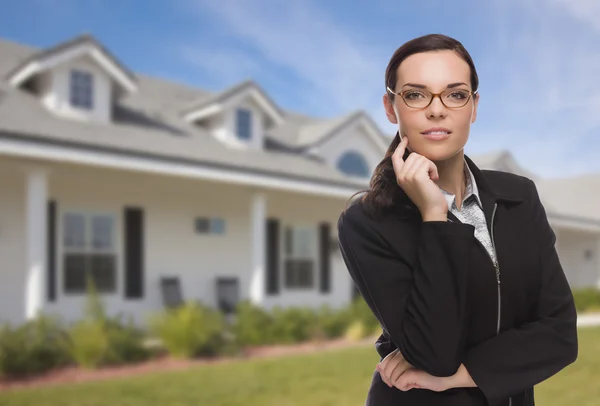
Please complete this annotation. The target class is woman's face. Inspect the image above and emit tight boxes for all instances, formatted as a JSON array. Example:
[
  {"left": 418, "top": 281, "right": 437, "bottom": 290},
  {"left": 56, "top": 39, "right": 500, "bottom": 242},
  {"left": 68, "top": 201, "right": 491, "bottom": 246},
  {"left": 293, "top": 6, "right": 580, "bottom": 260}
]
[{"left": 383, "top": 50, "right": 479, "bottom": 162}]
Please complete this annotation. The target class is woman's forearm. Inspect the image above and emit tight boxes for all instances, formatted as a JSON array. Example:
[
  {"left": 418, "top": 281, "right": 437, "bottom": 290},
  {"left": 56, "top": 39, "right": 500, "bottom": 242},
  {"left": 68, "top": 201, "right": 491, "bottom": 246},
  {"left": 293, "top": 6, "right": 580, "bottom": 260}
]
[{"left": 448, "top": 364, "right": 477, "bottom": 389}]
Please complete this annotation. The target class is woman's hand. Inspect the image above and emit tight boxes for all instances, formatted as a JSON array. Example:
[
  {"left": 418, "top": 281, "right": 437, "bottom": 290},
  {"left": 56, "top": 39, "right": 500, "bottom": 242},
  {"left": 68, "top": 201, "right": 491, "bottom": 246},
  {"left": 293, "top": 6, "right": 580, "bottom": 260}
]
[
  {"left": 376, "top": 349, "right": 413, "bottom": 388},
  {"left": 392, "top": 136, "right": 448, "bottom": 221},
  {"left": 378, "top": 354, "right": 477, "bottom": 393},
  {"left": 394, "top": 368, "right": 453, "bottom": 392}
]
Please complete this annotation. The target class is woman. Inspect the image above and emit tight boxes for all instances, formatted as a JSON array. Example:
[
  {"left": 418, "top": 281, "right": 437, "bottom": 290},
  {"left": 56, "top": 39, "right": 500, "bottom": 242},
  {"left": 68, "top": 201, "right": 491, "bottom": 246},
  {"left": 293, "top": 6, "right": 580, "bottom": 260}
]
[{"left": 337, "top": 34, "right": 578, "bottom": 406}]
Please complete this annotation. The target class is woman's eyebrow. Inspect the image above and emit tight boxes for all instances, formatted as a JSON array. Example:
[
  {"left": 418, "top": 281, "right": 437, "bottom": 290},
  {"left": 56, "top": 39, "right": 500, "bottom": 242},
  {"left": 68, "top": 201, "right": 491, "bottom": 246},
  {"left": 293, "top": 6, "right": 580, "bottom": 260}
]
[{"left": 401, "top": 82, "right": 469, "bottom": 89}]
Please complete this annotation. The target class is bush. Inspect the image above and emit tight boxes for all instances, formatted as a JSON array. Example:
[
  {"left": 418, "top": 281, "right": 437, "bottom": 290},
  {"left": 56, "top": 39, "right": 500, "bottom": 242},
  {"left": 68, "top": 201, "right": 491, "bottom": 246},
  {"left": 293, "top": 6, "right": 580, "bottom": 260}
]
[
  {"left": 0, "top": 315, "right": 70, "bottom": 378},
  {"left": 149, "top": 301, "right": 225, "bottom": 359},
  {"left": 232, "top": 301, "right": 275, "bottom": 347},
  {"left": 314, "top": 305, "right": 352, "bottom": 339},
  {"left": 348, "top": 297, "right": 380, "bottom": 333},
  {"left": 344, "top": 320, "right": 368, "bottom": 342},
  {"left": 573, "top": 288, "right": 600, "bottom": 313},
  {"left": 66, "top": 279, "right": 149, "bottom": 369},
  {"left": 270, "top": 306, "right": 318, "bottom": 344}
]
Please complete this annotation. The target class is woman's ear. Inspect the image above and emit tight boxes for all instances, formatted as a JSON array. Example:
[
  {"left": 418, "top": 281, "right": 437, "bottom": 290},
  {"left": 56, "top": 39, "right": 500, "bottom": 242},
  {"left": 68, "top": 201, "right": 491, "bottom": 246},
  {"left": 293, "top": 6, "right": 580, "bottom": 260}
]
[
  {"left": 471, "top": 92, "right": 480, "bottom": 124},
  {"left": 383, "top": 94, "right": 398, "bottom": 124}
]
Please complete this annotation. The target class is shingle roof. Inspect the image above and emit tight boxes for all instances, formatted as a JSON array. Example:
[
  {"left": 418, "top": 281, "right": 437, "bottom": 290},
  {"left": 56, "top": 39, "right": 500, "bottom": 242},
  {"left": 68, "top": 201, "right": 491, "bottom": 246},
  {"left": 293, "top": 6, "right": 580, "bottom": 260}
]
[
  {"left": 0, "top": 37, "right": 381, "bottom": 189},
  {"left": 4, "top": 34, "right": 137, "bottom": 87}
]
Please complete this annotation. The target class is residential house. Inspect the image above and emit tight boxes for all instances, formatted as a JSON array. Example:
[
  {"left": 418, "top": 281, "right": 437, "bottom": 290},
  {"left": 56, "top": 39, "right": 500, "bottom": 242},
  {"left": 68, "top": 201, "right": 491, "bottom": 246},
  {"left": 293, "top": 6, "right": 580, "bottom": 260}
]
[{"left": 0, "top": 34, "right": 597, "bottom": 326}]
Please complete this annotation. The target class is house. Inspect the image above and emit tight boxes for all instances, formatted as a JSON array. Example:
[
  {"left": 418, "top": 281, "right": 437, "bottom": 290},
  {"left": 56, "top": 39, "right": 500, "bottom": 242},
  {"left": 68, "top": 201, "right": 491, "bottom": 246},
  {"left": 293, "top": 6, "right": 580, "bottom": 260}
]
[{"left": 0, "top": 34, "right": 598, "bottom": 327}]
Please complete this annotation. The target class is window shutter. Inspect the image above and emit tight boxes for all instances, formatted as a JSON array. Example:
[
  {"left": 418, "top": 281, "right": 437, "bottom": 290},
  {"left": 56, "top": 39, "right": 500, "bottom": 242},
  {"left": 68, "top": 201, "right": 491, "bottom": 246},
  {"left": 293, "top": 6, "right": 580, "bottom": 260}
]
[
  {"left": 47, "top": 200, "right": 57, "bottom": 302},
  {"left": 319, "top": 222, "right": 331, "bottom": 293},
  {"left": 266, "top": 218, "right": 280, "bottom": 295},
  {"left": 124, "top": 207, "right": 144, "bottom": 299}
]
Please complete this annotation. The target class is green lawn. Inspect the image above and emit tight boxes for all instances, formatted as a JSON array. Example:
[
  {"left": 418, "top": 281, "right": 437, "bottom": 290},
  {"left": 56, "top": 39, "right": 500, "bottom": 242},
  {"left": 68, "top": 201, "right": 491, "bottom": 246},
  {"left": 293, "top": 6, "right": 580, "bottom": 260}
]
[{"left": 1, "top": 327, "right": 598, "bottom": 406}]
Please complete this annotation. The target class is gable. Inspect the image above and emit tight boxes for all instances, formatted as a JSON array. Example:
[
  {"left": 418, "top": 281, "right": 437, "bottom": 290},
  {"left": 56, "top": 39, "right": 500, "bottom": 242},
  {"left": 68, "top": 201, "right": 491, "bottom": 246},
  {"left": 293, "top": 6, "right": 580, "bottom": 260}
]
[
  {"left": 315, "top": 119, "right": 389, "bottom": 179},
  {"left": 6, "top": 35, "right": 137, "bottom": 96},
  {"left": 471, "top": 150, "right": 538, "bottom": 180},
  {"left": 183, "top": 80, "right": 284, "bottom": 129}
]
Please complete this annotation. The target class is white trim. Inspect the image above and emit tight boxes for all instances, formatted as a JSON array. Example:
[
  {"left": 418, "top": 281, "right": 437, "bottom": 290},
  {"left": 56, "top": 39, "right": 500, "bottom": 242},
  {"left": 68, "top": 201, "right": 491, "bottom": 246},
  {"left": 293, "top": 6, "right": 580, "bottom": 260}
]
[
  {"left": 183, "top": 104, "right": 222, "bottom": 123},
  {"left": 9, "top": 43, "right": 137, "bottom": 94},
  {"left": 184, "top": 85, "right": 284, "bottom": 126},
  {"left": 225, "top": 87, "right": 284, "bottom": 127},
  {"left": 358, "top": 115, "right": 390, "bottom": 153},
  {"left": 0, "top": 138, "right": 364, "bottom": 199},
  {"left": 322, "top": 113, "right": 388, "bottom": 153}
]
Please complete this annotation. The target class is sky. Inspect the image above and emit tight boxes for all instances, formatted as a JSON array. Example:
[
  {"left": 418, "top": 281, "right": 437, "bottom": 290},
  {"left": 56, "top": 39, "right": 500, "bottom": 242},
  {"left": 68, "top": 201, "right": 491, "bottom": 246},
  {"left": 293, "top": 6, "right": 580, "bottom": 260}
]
[{"left": 1, "top": 0, "right": 600, "bottom": 179}]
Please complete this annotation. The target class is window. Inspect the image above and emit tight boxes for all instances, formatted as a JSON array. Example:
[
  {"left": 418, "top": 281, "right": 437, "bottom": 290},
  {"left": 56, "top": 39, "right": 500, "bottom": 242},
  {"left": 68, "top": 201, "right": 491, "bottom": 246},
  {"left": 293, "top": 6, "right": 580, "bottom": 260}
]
[
  {"left": 63, "top": 212, "right": 117, "bottom": 294},
  {"left": 195, "top": 217, "right": 226, "bottom": 235},
  {"left": 337, "top": 151, "right": 370, "bottom": 178},
  {"left": 235, "top": 108, "right": 252, "bottom": 141},
  {"left": 283, "top": 225, "right": 316, "bottom": 289},
  {"left": 69, "top": 70, "right": 94, "bottom": 110}
]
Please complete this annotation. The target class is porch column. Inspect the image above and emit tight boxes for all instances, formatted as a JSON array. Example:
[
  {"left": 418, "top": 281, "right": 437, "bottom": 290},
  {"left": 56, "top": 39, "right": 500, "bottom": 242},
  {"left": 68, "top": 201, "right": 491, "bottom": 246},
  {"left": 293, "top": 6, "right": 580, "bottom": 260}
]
[
  {"left": 597, "top": 237, "right": 600, "bottom": 289},
  {"left": 25, "top": 169, "right": 47, "bottom": 320},
  {"left": 249, "top": 193, "right": 266, "bottom": 304}
]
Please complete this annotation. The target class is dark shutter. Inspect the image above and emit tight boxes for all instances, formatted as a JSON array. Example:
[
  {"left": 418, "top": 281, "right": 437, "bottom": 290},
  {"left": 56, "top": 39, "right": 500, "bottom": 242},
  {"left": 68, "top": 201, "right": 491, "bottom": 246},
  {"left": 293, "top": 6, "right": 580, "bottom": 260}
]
[
  {"left": 266, "top": 218, "right": 280, "bottom": 295},
  {"left": 319, "top": 222, "right": 331, "bottom": 293},
  {"left": 47, "top": 200, "right": 57, "bottom": 302},
  {"left": 124, "top": 207, "right": 144, "bottom": 299}
]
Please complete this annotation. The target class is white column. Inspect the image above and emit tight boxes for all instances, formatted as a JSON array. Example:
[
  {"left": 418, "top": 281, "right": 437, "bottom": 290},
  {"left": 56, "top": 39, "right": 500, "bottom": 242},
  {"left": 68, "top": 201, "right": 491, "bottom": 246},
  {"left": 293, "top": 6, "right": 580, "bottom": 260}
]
[
  {"left": 596, "top": 237, "right": 600, "bottom": 290},
  {"left": 25, "top": 170, "right": 47, "bottom": 320},
  {"left": 249, "top": 193, "right": 267, "bottom": 304}
]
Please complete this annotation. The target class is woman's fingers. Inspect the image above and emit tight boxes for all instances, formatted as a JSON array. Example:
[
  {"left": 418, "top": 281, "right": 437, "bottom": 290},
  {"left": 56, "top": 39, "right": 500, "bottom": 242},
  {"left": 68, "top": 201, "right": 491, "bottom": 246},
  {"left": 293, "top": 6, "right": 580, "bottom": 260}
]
[
  {"left": 395, "top": 151, "right": 421, "bottom": 184},
  {"left": 427, "top": 159, "right": 440, "bottom": 181},
  {"left": 390, "top": 358, "right": 409, "bottom": 384},
  {"left": 391, "top": 136, "right": 409, "bottom": 174},
  {"left": 404, "top": 154, "right": 427, "bottom": 181}
]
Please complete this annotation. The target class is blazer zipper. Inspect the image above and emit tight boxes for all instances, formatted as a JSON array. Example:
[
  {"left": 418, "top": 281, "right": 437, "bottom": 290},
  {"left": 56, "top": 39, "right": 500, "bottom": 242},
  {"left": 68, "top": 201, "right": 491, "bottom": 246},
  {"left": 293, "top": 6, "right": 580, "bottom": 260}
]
[
  {"left": 450, "top": 204, "right": 511, "bottom": 406},
  {"left": 489, "top": 204, "right": 511, "bottom": 406}
]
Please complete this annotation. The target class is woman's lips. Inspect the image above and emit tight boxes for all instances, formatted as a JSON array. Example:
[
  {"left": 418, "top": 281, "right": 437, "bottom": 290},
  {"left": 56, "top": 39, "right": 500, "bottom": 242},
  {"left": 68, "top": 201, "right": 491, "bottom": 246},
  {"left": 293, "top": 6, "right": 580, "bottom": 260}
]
[{"left": 421, "top": 128, "right": 452, "bottom": 141}]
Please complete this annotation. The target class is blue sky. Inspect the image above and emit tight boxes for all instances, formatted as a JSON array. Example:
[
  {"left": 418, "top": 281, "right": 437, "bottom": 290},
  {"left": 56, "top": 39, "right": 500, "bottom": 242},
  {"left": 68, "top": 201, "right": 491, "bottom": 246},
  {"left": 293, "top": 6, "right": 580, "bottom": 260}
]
[{"left": 1, "top": 0, "right": 600, "bottom": 178}]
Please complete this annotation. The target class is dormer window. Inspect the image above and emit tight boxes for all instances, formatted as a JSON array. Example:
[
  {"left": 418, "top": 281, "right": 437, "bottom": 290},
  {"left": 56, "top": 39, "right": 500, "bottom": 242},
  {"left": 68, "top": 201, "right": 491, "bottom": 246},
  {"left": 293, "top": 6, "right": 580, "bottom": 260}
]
[
  {"left": 235, "top": 108, "right": 252, "bottom": 141},
  {"left": 69, "top": 70, "right": 94, "bottom": 110}
]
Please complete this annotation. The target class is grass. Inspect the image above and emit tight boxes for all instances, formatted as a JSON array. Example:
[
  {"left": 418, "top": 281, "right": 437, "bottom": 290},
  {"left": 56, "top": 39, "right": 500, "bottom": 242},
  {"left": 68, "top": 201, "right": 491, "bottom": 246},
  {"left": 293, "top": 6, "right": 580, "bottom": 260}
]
[{"left": 0, "top": 327, "right": 598, "bottom": 406}]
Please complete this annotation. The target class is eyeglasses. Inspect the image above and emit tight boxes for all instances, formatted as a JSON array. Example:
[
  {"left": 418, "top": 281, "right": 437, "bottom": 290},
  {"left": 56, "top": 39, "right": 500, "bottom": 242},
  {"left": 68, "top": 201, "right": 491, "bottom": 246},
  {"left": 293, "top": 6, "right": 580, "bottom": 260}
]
[{"left": 386, "top": 86, "right": 478, "bottom": 109}]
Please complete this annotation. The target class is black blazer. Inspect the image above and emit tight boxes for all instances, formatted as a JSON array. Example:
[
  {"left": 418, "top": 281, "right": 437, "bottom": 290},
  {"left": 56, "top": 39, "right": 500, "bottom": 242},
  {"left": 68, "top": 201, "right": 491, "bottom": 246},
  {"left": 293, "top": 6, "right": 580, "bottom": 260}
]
[{"left": 337, "top": 155, "right": 578, "bottom": 406}]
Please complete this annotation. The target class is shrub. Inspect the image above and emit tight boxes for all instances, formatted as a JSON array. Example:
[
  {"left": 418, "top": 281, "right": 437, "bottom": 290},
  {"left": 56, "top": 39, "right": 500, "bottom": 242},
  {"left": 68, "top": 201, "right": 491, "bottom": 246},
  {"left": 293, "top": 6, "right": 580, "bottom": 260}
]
[
  {"left": 66, "top": 278, "right": 149, "bottom": 368},
  {"left": 344, "top": 320, "right": 367, "bottom": 342},
  {"left": 232, "top": 301, "right": 274, "bottom": 347},
  {"left": 0, "top": 315, "right": 70, "bottom": 378},
  {"left": 149, "top": 301, "right": 225, "bottom": 359},
  {"left": 314, "top": 305, "right": 352, "bottom": 339},
  {"left": 348, "top": 297, "right": 379, "bottom": 333},
  {"left": 270, "top": 306, "right": 318, "bottom": 344},
  {"left": 573, "top": 288, "right": 600, "bottom": 313}
]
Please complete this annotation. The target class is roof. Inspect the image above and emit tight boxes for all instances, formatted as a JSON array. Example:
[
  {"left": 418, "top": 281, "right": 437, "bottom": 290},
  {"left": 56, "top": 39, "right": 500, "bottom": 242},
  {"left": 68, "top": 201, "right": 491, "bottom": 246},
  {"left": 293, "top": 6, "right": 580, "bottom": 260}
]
[
  {"left": 4, "top": 34, "right": 137, "bottom": 93},
  {"left": 536, "top": 175, "right": 600, "bottom": 222},
  {"left": 0, "top": 36, "right": 389, "bottom": 190}
]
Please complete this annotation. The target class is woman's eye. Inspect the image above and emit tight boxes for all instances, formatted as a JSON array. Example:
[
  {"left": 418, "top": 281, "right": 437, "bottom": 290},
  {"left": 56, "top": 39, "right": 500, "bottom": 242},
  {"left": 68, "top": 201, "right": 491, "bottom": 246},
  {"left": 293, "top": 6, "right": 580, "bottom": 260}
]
[
  {"left": 447, "top": 91, "right": 468, "bottom": 99},
  {"left": 404, "top": 91, "right": 425, "bottom": 100}
]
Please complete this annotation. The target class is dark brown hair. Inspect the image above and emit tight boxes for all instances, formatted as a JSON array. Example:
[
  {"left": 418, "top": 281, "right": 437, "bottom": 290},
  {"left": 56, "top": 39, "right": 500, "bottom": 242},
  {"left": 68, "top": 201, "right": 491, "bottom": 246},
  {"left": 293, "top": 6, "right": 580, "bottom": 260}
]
[{"left": 345, "top": 34, "right": 479, "bottom": 218}]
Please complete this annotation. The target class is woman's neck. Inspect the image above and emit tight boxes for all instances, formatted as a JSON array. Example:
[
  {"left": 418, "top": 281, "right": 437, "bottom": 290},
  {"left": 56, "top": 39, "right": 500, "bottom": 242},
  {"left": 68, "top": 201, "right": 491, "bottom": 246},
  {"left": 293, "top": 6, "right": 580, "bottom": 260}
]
[{"left": 434, "top": 151, "right": 467, "bottom": 209}]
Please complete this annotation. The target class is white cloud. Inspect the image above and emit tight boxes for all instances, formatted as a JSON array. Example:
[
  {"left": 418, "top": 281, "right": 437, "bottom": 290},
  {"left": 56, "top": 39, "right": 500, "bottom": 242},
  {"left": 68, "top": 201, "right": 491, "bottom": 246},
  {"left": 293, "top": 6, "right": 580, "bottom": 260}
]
[
  {"left": 550, "top": 0, "right": 600, "bottom": 32},
  {"left": 474, "top": 0, "right": 600, "bottom": 176},
  {"left": 183, "top": 0, "right": 390, "bottom": 124},
  {"left": 180, "top": 45, "right": 262, "bottom": 86}
]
